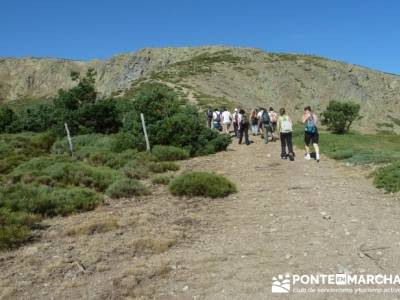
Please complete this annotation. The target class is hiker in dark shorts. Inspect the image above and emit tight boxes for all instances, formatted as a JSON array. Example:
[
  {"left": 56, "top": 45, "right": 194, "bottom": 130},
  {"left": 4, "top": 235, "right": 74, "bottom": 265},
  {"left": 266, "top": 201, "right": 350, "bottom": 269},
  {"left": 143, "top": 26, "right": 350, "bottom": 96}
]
[
  {"left": 303, "top": 106, "right": 320, "bottom": 162},
  {"left": 238, "top": 109, "right": 250, "bottom": 145}
]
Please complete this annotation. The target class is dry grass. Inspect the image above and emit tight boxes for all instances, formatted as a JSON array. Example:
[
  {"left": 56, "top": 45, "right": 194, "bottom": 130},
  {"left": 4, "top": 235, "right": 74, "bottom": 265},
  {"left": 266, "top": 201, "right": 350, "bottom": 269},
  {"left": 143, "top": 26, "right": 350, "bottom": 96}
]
[
  {"left": 130, "top": 238, "right": 177, "bottom": 255},
  {"left": 111, "top": 263, "right": 171, "bottom": 298},
  {"left": 64, "top": 218, "right": 120, "bottom": 236}
]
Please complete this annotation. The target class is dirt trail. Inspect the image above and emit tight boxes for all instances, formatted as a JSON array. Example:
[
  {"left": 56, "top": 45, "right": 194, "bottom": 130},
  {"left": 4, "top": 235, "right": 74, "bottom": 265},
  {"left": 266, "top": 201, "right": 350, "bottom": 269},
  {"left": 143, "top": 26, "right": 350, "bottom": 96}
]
[{"left": 1, "top": 136, "right": 400, "bottom": 300}]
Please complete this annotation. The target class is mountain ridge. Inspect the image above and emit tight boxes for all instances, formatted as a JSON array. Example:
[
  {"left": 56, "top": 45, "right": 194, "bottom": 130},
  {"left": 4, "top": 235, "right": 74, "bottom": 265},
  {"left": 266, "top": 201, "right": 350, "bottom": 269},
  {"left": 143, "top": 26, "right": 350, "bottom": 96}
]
[{"left": 1, "top": 46, "right": 400, "bottom": 133}]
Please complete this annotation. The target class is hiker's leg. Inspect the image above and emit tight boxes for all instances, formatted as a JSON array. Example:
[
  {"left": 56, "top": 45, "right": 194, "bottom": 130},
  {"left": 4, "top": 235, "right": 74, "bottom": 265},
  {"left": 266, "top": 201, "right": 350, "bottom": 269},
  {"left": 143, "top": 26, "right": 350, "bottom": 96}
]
[
  {"left": 287, "top": 132, "right": 294, "bottom": 154},
  {"left": 280, "top": 133, "right": 287, "bottom": 157},
  {"left": 313, "top": 143, "right": 320, "bottom": 154},
  {"left": 264, "top": 125, "right": 269, "bottom": 143},
  {"left": 304, "top": 133, "right": 310, "bottom": 153},
  {"left": 238, "top": 126, "right": 243, "bottom": 144},
  {"left": 226, "top": 123, "right": 231, "bottom": 134},
  {"left": 245, "top": 125, "right": 250, "bottom": 144}
]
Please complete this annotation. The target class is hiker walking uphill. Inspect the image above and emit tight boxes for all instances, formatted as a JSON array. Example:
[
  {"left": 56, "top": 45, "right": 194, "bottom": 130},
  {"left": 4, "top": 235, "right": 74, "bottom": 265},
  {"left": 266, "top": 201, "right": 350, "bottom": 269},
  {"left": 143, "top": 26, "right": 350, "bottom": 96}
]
[
  {"left": 221, "top": 108, "right": 232, "bottom": 134},
  {"left": 212, "top": 108, "right": 222, "bottom": 131},
  {"left": 303, "top": 106, "right": 320, "bottom": 162},
  {"left": 269, "top": 107, "right": 278, "bottom": 142},
  {"left": 260, "top": 108, "right": 271, "bottom": 144},
  {"left": 238, "top": 109, "right": 251, "bottom": 145},
  {"left": 205, "top": 107, "right": 213, "bottom": 129},
  {"left": 250, "top": 108, "right": 259, "bottom": 136},
  {"left": 232, "top": 108, "right": 239, "bottom": 138},
  {"left": 277, "top": 108, "right": 295, "bottom": 161},
  {"left": 257, "top": 108, "right": 264, "bottom": 136}
]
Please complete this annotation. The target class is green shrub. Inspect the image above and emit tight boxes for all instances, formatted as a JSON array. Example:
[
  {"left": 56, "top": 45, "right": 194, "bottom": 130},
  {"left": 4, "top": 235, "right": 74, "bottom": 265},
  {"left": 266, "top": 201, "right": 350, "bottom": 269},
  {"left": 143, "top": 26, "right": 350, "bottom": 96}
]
[
  {"left": 106, "top": 179, "right": 150, "bottom": 198},
  {"left": 169, "top": 171, "right": 237, "bottom": 198},
  {"left": 0, "top": 105, "right": 15, "bottom": 133},
  {"left": 0, "top": 208, "right": 40, "bottom": 227},
  {"left": 0, "top": 224, "right": 31, "bottom": 250},
  {"left": 322, "top": 100, "right": 362, "bottom": 133},
  {"left": 9, "top": 103, "right": 55, "bottom": 133},
  {"left": 148, "top": 162, "right": 180, "bottom": 173},
  {"left": 111, "top": 132, "right": 146, "bottom": 152},
  {"left": 11, "top": 157, "right": 123, "bottom": 192},
  {"left": 373, "top": 162, "right": 400, "bottom": 193},
  {"left": 152, "top": 174, "right": 173, "bottom": 185},
  {"left": 0, "top": 155, "right": 27, "bottom": 174},
  {"left": 152, "top": 145, "right": 189, "bottom": 161},
  {"left": 123, "top": 161, "right": 150, "bottom": 179},
  {"left": 51, "top": 134, "right": 115, "bottom": 155},
  {"left": 0, "top": 184, "right": 102, "bottom": 217}
]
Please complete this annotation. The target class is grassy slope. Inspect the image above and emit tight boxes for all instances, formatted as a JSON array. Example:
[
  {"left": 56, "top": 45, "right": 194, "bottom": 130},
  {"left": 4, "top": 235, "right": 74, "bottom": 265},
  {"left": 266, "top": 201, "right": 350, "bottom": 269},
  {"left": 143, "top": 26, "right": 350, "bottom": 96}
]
[{"left": 293, "top": 124, "right": 400, "bottom": 193}]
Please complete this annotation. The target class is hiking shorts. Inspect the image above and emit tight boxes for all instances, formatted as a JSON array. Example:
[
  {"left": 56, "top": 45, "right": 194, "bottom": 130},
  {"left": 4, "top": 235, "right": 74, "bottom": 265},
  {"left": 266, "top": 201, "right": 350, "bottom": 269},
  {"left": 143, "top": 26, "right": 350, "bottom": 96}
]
[
  {"left": 270, "top": 122, "right": 277, "bottom": 132},
  {"left": 304, "top": 128, "right": 319, "bottom": 146}
]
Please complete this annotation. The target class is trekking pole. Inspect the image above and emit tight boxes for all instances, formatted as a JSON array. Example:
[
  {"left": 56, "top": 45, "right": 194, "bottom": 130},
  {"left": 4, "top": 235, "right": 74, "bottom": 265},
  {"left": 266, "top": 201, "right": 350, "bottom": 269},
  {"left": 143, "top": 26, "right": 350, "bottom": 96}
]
[
  {"left": 140, "top": 113, "right": 151, "bottom": 152},
  {"left": 64, "top": 122, "right": 74, "bottom": 157}
]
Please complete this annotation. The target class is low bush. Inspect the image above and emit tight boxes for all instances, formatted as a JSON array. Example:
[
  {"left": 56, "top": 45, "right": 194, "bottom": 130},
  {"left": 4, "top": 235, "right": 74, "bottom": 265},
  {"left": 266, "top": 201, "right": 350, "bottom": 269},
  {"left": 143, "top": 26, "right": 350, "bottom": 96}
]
[
  {"left": 0, "top": 184, "right": 103, "bottom": 217},
  {"left": 148, "top": 162, "right": 180, "bottom": 173},
  {"left": 0, "top": 224, "right": 31, "bottom": 250},
  {"left": 0, "top": 207, "right": 40, "bottom": 227},
  {"left": 373, "top": 162, "right": 400, "bottom": 193},
  {"left": 11, "top": 157, "right": 123, "bottom": 192},
  {"left": 123, "top": 161, "right": 150, "bottom": 179},
  {"left": 151, "top": 174, "right": 174, "bottom": 185},
  {"left": 169, "top": 171, "right": 237, "bottom": 198},
  {"left": 106, "top": 179, "right": 150, "bottom": 198},
  {"left": 152, "top": 145, "right": 189, "bottom": 161}
]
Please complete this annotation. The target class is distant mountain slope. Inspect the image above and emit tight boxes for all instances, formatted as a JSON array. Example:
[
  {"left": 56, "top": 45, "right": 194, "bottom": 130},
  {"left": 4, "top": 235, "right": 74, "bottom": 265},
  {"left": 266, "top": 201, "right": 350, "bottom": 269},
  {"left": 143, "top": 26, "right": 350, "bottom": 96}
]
[{"left": 1, "top": 46, "right": 400, "bottom": 132}]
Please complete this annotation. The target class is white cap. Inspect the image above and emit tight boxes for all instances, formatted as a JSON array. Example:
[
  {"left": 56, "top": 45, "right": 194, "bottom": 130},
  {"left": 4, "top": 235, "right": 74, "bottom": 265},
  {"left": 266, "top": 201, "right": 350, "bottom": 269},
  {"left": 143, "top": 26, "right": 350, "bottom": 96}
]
[{"left": 234, "top": 108, "right": 238, "bottom": 112}]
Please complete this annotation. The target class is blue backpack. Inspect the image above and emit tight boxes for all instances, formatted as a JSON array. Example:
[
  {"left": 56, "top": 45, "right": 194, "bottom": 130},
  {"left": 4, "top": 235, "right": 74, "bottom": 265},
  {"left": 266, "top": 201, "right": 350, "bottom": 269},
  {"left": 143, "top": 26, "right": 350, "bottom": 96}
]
[
  {"left": 262, "top": 111, "right": 270, "bottom": 125},
  {"left": 305, "top": 116, "right": 316, "bottom": 133}
]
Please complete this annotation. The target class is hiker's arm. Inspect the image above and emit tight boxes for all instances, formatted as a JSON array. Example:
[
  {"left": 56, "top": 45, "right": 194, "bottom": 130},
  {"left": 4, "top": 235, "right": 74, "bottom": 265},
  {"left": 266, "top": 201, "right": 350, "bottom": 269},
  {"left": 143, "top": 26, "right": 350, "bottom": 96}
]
[
  {"left": 302, "top": 113, "right": 309, "bottom": 123},
  {"left": 276, "top": 118, "right": 281, "bottom": 133}
]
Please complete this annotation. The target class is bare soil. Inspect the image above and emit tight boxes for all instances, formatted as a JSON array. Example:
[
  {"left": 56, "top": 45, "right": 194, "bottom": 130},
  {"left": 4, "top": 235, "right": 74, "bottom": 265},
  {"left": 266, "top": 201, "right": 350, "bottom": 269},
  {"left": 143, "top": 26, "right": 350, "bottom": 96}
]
[{"left": 1, "top": 136, "right": 399, "bottom": 300}]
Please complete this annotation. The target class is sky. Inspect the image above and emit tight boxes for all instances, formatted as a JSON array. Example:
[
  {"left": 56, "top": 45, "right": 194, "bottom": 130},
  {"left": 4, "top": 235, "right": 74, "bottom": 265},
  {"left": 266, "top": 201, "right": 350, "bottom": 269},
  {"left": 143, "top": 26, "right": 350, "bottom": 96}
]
[{"left": 1, "top": 0, "right": 399, "bottom": 74}]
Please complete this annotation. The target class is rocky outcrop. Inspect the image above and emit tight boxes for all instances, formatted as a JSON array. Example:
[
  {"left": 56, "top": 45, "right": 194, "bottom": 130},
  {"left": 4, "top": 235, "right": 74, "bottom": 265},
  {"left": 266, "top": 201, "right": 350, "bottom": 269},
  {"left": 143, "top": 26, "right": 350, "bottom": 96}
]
[{"left": 1, "top": 46, "right": 399, "bottom": 132}]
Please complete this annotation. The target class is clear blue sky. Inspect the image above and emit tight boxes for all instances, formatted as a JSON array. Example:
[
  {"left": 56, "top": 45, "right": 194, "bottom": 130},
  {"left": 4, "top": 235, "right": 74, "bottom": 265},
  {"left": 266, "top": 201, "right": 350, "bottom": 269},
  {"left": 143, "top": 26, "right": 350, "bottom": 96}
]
[{"left": 1, "top": 0, "right": 399, "bottom": 74}]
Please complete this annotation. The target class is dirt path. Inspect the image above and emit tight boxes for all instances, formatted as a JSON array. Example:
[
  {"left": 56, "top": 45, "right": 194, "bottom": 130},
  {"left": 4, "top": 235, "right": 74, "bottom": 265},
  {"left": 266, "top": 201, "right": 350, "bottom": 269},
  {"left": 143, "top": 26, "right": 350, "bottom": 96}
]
[
  {"left": 156, "top": 136, "right": 400, "bottom": 299},
  {"left": 1, "top": 136, "right": 400, "bottom": 299}
]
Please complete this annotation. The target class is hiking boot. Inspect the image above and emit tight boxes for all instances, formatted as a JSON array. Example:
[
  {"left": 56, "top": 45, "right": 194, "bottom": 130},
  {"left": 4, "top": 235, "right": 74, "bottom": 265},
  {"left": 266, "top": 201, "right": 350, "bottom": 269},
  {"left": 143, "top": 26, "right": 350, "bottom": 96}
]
[
  {"left": 305, "top": 153, "right": 311, "bottom": 160},
  {"left": 288, "top": 153, "right": 295, "bottom": 161}
]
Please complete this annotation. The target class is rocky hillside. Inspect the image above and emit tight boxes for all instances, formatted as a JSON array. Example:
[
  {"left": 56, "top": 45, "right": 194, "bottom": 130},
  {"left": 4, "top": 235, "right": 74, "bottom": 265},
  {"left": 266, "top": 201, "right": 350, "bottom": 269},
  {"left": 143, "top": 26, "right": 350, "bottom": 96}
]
[{"left": 1, "top": 46, "right": 400, "bottom": 132}]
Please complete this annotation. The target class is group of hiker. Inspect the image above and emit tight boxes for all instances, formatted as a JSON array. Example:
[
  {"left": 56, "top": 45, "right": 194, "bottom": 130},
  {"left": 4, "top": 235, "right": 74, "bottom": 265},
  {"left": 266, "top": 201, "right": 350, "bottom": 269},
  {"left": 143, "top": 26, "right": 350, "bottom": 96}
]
[{"left": 205, "top": 105, "right": 320, "bottom": 162}]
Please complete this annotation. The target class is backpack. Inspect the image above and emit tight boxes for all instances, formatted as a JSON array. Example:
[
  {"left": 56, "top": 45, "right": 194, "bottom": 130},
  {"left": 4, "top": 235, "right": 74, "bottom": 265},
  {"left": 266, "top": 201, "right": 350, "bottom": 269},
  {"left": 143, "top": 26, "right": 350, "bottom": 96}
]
[
  {"left": 207, "top": 109, "right": 213, "bottom": 119},
  {"left": 215, "top": 112, "right": 221, "bottom": 123},
  {"left": 305, "top": 115, "right": 316, "bottom": 133},
  {"left": 241, "top": 114, "right": 249, "bottom": 125},
  {"left": 262, "top": 111, "right": 270, "bottom": 125},
  {"left": 281, "top": 116, "right": 293, "bottom": 132}
]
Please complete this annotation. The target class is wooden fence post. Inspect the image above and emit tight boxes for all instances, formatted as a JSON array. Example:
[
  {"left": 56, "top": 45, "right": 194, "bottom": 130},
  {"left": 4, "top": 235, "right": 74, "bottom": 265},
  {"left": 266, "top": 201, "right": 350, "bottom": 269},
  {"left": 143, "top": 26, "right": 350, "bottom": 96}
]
[
  {"left": 140, "top": 113, "right": 150, "bottom": 152},
  {"left": 64, "top": 123, "right": 74, "bottom": 156}
]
